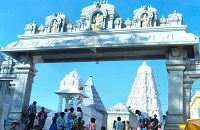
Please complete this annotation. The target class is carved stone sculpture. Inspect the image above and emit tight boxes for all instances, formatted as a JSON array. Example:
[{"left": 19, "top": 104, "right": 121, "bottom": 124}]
[
  {"left": 141, "top": 14, "right": 149, "bottom": 27},
  {"left": 91, "top": 13, "right": 103, "bottom": 30},
  {"left": 0, "top": 57, "right": 13, "bottom": 76},
  {"left": 51, "top": 20, "right": 57, "bottom": 33}
]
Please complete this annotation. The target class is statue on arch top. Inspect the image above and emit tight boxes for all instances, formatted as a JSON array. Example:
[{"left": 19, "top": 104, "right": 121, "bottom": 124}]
[
  {"left": 141, "top": 13, "right": 149, "bottom": 27},
  {"left": 0, "top": 56, "right": 13, "bottom": 76},
  {"left": 91, "top": 12, "right": 103, "bottom": 30},
  {"left": 51, "top": 19, "right": 57, "bottom": 33}
]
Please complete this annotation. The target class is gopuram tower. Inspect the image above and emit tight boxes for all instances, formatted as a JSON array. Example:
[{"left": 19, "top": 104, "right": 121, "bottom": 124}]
[{"left": 127, "top": 61, "right": 163, "bottom": 121}]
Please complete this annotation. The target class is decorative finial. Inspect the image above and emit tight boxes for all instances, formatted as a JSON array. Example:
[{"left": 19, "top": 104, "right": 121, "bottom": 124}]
[
  {"left": 174, "top": 10, "right": 177, "bottom": 13},
  {"left": 96, "top": 1, "right": 101, "bottom": 9},
  {"left": 33, "top": 20, "right": 36, "bottom": 24},
  {"left": 142, "top": 61, "right": 148, "bottom": 66},
  {"left": 103, "top": 0, "right": 105, "bottom": 4},
  {"left": 94, "top": 1, "right": 96, "bottom": 5},
  {"left": 53, "top": 12, "right": 57, "bottom": 17},
  {"left": 106, "top": 0, "right": 109, "bottom": 4},
  {"left": 100, "top": 0, "right": 103, "bottom": 4}
]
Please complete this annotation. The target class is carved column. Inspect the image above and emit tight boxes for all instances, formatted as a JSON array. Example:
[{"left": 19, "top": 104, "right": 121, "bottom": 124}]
[
  {"left": 102, "top": 17, "right": 106, "bottom": 29},
  {"left": 183, "top": 83, "right": 192, "bottom": 120},
  {"left": 58, "top": 95, "right": 63, "bottom": 112},
  {"left": 65, "top": 97, "right": 69, "bottom": 109},
  {"left": 183, "top": 59, "right": 200, "bottom": 120},
  {"left": 72, "top": 97, "right": 78, "bottom": 111},
  {"left": 108, "top": 15, "right": 114, "bottom": 29},
  {"left": 80, "top": 18, "right": 86, "bottom": 30},
  {"left": 5, "top": 57, "right": 35, "bottom": 129},
  {"left": 165, "top": 47, "right": 186, "bottom": 130},
  {"left": 165, "top": 60, "right": 186, "bottom": 129}
]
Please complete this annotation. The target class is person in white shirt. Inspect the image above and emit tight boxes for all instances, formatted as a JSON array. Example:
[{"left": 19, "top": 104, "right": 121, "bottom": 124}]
[
  {"left": 161, "top": 115, "right": 166, "bottom": 130},
  {"left": 135, "top": 110, "right": 150, "bottom": 125},
  {"left": 114, "top": 117, "right": 124, "bottom": 130},
  {"left": 64, "top": 109, "right": 69, "bottom": 126},
  {"left": 76, "top": 107, "right": 83, "bottom": 119},
  {"left": 16, "top": 115, "right": 26, "bottom": 130},
  {"left": 57, "top": 112, "right": 66, "bottom": 130}
]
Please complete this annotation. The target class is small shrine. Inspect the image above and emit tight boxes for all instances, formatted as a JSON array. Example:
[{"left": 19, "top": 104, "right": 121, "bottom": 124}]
[
  {"left": 55, "top": 69, "right": 88, "bottom": 112},
  {"left": 55, "top": 70, "right": 107, "bottom": 129}
]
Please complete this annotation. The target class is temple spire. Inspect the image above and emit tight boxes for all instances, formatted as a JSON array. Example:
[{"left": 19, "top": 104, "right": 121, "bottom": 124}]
[{"left": 127, "top": 61, "right": 163, "bottom": 121}]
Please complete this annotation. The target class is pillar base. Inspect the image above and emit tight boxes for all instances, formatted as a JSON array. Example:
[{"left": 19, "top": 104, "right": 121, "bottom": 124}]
[
  {"left": 5, "top": 111, "right": 22, "bottom": 129},
  {"left": 166, "top": 114, "right": 185, "bottom": 124},
  {"left": 5, "top": 120, "right": 15, "bottom": 130},
  {"left": 164, "top": 124, "right": 180, "bottom": 130}
]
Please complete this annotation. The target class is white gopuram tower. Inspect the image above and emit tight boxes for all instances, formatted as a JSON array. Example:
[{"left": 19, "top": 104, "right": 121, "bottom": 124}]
[
  {"left": 55, "top": 69, "right": 88, "bottom": 112},
  {"left": 127, "top": 61, "right": 163, "bottom": 121}
]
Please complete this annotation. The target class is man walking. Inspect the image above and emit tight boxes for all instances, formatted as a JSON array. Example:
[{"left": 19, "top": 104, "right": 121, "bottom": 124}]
[
  {"left": 114, "top": 117, "right": 124, "bottom": 130},
  {"left": 38, "top": 107, "right": 48, "bottom": 130},
  {"left": 27, "top": 101, "right": 37, "bottom": 130}
]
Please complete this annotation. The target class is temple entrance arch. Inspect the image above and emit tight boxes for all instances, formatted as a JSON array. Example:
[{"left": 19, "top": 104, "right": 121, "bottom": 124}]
[{"left": 0, "top": 2, "right": 199, "bottom": 130}]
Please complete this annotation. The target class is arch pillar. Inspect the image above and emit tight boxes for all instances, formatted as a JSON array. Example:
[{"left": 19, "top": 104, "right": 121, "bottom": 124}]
[
  {"left": 183, "top": 83, "right": 192, "bottom": 120},
  {"left": 4, "top": 56, "right": 36, "bottom": 129},
  {"left": 166, "top": 61, "right": 186, "bottom": 126},
  {"left": 165, "top": 47, "right": 187, "bottom": 130},
  {"left": 183, "top": 59, "right": 200, "bottom": 119}
]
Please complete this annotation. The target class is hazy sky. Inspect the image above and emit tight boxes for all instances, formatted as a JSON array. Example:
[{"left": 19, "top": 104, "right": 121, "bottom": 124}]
[{"left": 0, "top": 0, "right": 200, "bottom": 114}]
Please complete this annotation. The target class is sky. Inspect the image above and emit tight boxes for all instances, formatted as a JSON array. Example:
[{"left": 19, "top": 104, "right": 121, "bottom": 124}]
[{"left": 0, "top": 0, "right": 200, "bottom": 115}]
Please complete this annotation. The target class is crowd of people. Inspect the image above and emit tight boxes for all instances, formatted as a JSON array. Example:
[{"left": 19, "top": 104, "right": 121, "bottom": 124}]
[
  {"left": 9, "top": 101, "right": 100, "bottom": 130},
  {"left": 113, "top": 117, "right": 131, "bottom": 130},
  {"left": 135, "top": 110, "right": 166, "bottom": 130},
  {"left": 9, "top": 101, "right": 166, "bottom": 130},
  {"left": 9, "top": 101, "right": 48, "bottom": 130},
  {"left": 49, "top": 107, "right": 99, "bottom": 130},
  {"left": 112, "top": 110, "right": 166, "bottom": 130}
]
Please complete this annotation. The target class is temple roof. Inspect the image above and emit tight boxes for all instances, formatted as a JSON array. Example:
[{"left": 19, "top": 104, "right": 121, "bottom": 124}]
[
  {"left": 82, "top": 76, "right": 107, "bottom": 112},
  {"left": 55, "top": 69, "right": 87, "bottom": 97},
  {"left": 59, "top": 69, "right": 85, "bottom": 90},
  {"left": 108, "top": 102, "right": 129, "bottom": 112}
]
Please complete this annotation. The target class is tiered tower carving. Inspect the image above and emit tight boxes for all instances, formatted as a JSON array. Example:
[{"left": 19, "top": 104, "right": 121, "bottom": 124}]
[{"left": 127, "top": 61, "right": 163, "bottom": 121}]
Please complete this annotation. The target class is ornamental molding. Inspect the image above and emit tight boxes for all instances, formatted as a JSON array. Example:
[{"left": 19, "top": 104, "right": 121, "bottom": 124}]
[
  {"left": 85, "top": 37, "right": 99, "bottom": 45},
  {"left": 3, "top": 30, "right": 193, "bottom": 50}
]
